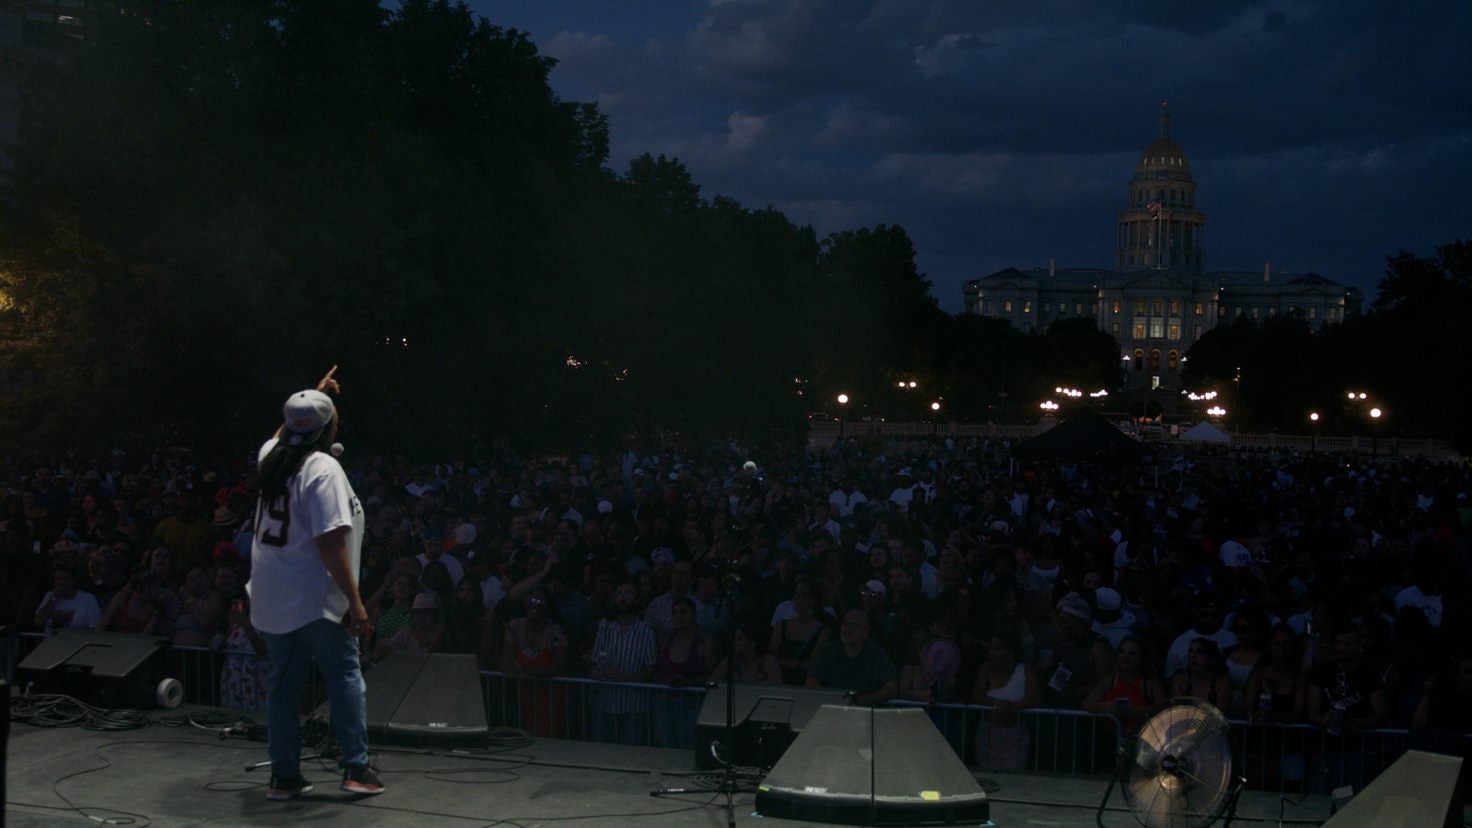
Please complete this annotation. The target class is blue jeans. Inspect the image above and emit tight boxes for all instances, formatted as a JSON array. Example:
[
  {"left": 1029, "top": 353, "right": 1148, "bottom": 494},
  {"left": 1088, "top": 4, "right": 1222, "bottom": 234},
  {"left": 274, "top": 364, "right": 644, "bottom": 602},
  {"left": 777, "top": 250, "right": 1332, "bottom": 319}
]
[{"left": 263, "top": 618, "right": 369, "bottom": 775}]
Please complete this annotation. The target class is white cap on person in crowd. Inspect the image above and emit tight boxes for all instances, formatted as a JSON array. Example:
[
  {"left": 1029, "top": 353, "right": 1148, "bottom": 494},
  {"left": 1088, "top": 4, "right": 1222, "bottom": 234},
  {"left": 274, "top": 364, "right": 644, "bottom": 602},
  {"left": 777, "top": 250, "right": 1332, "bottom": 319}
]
[
  {"left": 1095, "top": 587, "right": 1122, "bottom": 613},
  {"left": 412, "top": 593, "right": 439, "bottom": 611},
  {"left": 863, "top": 579, "right": 886, "bottom": 596}
]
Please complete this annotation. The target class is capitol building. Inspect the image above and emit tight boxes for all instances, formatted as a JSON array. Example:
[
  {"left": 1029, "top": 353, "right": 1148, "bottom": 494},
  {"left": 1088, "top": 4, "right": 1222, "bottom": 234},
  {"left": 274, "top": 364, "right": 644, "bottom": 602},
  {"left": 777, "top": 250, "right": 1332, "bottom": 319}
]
[{"left": 962, "top": 104, "right": 1361, "bottom": 391}]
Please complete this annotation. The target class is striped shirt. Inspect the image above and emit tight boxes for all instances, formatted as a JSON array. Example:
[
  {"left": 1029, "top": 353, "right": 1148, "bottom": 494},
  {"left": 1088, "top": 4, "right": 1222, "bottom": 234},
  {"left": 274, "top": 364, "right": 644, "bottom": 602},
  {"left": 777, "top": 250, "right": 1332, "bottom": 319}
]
[{"left": 592, "top": 617, "right": 656, "bottom": 713}]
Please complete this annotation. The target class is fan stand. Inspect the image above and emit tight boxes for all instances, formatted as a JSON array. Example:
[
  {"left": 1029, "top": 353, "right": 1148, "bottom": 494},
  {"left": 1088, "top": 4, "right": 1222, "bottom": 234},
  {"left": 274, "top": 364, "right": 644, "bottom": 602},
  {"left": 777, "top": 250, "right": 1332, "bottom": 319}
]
[{"left": 1096, "top": 742, "right": 1248, "bottom": 828}]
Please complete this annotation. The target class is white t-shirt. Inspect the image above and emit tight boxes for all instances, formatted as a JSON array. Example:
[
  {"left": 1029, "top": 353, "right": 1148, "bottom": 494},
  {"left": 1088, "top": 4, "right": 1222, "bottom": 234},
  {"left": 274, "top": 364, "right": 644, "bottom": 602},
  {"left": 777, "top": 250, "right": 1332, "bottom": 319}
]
[
  {"left": 247, "top": 440, "right": 364, "bottom": 635},
  {"left": 1394, "top": 585, "right": 1444, "bottom": 628},
  {"left": 828, "top": 489, "right": 868, "bottom": 517},
  {"left": 41, "top": 590, "right": 102, "bottom": 634},
  {"left": 1219, "top": 539, "right": 1253, "bottom": 569}
]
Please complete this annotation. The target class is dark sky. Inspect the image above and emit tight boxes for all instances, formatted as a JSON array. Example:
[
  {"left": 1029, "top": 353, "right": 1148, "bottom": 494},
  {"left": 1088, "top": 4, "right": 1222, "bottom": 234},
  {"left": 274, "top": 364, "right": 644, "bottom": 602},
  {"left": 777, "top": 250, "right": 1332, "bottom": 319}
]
[{"left": 469, "top": 1, "right": 1471, "bottom": 312}]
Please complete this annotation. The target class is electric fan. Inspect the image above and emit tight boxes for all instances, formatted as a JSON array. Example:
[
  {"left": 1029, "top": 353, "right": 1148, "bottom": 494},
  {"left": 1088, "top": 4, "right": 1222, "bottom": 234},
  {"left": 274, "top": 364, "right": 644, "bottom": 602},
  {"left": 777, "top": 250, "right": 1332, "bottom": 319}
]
[{"left": 1096, "top": 697, "right": 1246, "bottom": 828}]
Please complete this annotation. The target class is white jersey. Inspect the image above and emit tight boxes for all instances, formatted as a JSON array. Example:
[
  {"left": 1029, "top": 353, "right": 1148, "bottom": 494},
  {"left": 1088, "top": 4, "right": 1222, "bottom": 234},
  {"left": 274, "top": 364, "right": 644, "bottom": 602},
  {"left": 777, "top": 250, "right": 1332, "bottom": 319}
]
[{"left": 247, "top": 438, "right": 364, "bottom": 634}]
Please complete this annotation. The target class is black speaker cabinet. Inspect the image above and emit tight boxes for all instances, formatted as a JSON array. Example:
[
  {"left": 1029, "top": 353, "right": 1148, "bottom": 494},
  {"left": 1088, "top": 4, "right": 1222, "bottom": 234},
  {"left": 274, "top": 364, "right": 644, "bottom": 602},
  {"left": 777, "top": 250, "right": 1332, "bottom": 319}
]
[
  {"left": 694, "top": 682, "right": 852, "bottom": 769},
  {"left": 318, "top": 651, "right": 487, "bottom": 748},
  {"left": 755, "top": 705, "right": 989, "bottom": 825},
  {"left": 17, "top": 630, "right": 171, "bottom": 709}
]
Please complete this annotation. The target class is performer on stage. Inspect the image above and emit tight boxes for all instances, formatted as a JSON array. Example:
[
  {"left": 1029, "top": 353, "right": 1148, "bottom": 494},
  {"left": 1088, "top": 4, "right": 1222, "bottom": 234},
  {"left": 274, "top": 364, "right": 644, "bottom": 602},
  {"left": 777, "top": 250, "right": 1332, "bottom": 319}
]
[{"left": 248, "top": 366, "right": 384, "bottom": 800}]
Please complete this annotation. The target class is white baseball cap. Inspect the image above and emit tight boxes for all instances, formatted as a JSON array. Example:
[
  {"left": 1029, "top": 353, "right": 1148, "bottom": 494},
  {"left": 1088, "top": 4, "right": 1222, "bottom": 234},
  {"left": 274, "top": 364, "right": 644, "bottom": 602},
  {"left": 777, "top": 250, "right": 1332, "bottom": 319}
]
[{"left": 282, "top": 390, "right": 335, "bottom": 446}]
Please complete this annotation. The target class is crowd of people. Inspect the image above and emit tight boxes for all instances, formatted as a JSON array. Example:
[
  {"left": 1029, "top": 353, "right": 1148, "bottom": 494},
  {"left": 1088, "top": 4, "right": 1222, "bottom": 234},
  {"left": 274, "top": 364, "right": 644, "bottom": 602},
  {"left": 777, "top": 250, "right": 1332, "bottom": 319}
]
[{"left": 2, "top": 433, "right": 1469, "bottom": 779}]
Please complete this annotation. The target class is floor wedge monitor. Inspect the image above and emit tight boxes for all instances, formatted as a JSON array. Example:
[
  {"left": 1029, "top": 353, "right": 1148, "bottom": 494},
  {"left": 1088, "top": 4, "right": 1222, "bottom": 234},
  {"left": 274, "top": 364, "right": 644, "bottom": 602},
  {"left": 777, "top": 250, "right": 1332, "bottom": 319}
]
[
  {"left": 754, "top": 705, "right": 989, "bottom": 825},
  {"left": 318, "top": 651, "right": 487, "bottom": 748}
]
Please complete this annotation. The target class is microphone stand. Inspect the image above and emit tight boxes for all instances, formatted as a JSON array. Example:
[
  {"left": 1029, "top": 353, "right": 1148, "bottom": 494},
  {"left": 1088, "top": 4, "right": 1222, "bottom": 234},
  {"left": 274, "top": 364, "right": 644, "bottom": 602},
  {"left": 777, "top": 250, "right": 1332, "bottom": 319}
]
[{"left": 650, "top": 574, "right": 749, "bottom": 828}]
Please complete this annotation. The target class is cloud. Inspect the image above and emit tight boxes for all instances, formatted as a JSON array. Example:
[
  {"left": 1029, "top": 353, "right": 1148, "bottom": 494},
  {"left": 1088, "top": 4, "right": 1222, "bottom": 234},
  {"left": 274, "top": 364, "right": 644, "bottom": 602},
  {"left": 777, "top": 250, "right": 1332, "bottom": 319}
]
[
  {"left": 725, "top": 111, "right": 768, "bottom": 150},
  {"left": 471, "top": 0, "right": 1472, "bottom": 309}
]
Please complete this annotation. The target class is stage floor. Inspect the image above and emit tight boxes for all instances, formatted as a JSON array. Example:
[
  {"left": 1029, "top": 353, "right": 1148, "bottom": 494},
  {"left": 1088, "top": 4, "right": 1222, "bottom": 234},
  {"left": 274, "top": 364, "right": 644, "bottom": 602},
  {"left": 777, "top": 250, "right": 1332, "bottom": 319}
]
[{"left": 6, "top": 706, "right": 1335, "bottom": 827}]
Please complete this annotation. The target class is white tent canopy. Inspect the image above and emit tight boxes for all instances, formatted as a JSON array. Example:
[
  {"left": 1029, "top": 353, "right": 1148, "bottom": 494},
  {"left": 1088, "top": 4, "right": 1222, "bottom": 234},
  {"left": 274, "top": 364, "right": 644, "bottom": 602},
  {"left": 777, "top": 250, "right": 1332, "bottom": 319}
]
[{"left": 1181, "top": 421, "right": 1231, "bottom": 443}]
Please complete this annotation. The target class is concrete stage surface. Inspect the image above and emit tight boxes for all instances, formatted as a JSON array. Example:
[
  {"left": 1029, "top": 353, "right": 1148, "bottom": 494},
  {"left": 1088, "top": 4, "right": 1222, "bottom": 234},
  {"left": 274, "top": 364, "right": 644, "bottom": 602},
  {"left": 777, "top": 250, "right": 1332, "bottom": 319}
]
[{"left": 6, "top": 706, "right": 1335, "bottom": 827}]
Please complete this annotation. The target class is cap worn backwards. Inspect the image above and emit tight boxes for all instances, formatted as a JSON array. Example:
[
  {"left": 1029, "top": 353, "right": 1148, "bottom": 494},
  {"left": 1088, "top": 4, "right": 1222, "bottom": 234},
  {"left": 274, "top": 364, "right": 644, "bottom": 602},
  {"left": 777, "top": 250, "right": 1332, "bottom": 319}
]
[{"left": 282, "top": 390, "right": 335, "bottom": 446}]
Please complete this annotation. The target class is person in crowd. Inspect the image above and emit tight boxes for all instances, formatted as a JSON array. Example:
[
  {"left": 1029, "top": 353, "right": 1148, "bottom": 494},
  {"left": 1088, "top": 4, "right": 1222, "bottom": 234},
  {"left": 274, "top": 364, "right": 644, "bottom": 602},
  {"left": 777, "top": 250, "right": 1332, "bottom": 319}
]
[
  {"left": 806, "top": 609, "right": 898, "bottom": 706},
  {"left": 1245, "top": 625, "right": 1306, "bottom": 725},
  {"left": 1090, "top": 586, "right": 1137, "bottom": 649},
  {"left": 770, "top": 575, "right": 831, "bottom": 685},
  {"left": 153, "top": 492, "right": 216, "bottom": 576},
  {"left": 588, "top": 580, "right": 657, "bottom": 744},
  {"left": 1170, "top": 638, "right": 1232, "bottom": 709},
  {"left": 98, "top": 568, "right": 180, "bottom": 636},
  {"left": 1036, "top": 592, "right": 1112, "bottom": 710},
  {"left": 1225, "top": 606, "right": 1271, "bottom": 715},
  {"left": 710, "top": 621, "right": 782, "bottom": 684},
  {"left": 500, "top": 587, "right": 570, "bottom": 737},
  {"left": 247, "top": 368, "right": 382, "bottom": 799},
  {"left": 1306, "top": 623, "right": 1389, "bottom": 793},
  {"left": 654, "top": 596, "right": 712, "bottom": 687},
  {"left": 218, "top": 595, "right": 269, "bottom": 712},
  {"left": 416, "top": 525, "right": 465, "bottom": 587},
  {"left": 445, "top": 574, "right": 489, "bottom": 656},
  {"left": 972, "top": 630, "right": 1039, "bottom": 770},
  {"left": 172, "top": 566, "right": 224, "bottom": 647},
  {"left": 1165, "top": 599, "right": 1236, "bottom": 678},
  {"left": 33, "top": 565, "right": 102, "bottom": 634},
  {"left": 374, "top": 592, "right": 446, "bottom": 659},
  {"left": 643, "top": 559, "right": 702, "bottom": 637},
  {"left": 1083, "top": 636, "right": 1163, "bottom": 734},
  {"left": 900, "top": 637, "right": 962, "bottom": 703},
  {"left": 368, "top": 571, "right": 420, "bottom": 646}
]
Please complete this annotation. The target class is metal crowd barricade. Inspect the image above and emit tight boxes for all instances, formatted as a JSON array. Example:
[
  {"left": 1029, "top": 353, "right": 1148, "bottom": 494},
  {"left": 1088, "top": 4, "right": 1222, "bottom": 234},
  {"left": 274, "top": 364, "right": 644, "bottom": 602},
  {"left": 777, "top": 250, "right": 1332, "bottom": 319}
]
[
  {"left": 889, "top": 700, "right": 1124, "bottom": 775},
  {"left": 1227, "top": 719, "right": 1420, "bottom": 794},
  {"left": 13, "top": 636, "right": 1459, "bottom": 798},
  {"left": 480, "top": 672, "right": 707, "bottom": 749}
]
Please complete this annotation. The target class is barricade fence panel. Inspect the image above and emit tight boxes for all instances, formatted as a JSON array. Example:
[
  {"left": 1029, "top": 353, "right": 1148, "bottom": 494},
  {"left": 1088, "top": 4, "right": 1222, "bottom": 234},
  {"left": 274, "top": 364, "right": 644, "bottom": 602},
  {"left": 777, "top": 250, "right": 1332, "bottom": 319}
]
[{"left": 8, "top": 631, "right": 1465, "bottom": 796}]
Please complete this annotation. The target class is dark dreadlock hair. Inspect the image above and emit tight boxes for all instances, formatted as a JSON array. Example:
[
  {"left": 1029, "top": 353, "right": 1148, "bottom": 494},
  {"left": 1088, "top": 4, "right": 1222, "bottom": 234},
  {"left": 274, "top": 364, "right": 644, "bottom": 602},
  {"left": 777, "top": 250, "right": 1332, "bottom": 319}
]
[{"left": 257, "top": 420, "right": 336, "bottom": 502}]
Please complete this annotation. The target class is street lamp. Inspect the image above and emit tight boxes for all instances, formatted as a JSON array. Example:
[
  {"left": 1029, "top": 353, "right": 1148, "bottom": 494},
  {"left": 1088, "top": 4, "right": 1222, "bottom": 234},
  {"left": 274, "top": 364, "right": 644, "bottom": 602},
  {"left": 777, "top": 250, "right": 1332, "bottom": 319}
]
[
  {"left": 1369, "top": 406, "right": 1383, "bottom": 457},
  {"left": 837, "top": 393, "right": 850, "bottom": 442},
  {"left": 1309, "top": 411, "right": 1319, "bottom": 452},
  {"left": 1206, "top": 405, "right": 1226, "bottom": 419},
  {"left": 930, "top": 400, "right": 941, "bottom": 437}
]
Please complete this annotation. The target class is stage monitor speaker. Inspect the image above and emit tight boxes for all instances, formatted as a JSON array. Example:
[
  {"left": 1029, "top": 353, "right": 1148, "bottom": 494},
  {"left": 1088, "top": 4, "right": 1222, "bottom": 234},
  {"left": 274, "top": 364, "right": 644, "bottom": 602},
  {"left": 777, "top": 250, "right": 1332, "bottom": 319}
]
[
  {"left": 319, "top": 651, "right": 486, "bottom": 748},
  {"left": 1323, "top": 749, "right": 1463, "bottom": 828},
  {"left": 755, "top": 705, "right": 989, "bottom": 826},
  {"left": 17, "top": 630, "right": 171, "bottom": 709},
  {"left": 693, "top": 683, "right": 852, "bottom": 770}
]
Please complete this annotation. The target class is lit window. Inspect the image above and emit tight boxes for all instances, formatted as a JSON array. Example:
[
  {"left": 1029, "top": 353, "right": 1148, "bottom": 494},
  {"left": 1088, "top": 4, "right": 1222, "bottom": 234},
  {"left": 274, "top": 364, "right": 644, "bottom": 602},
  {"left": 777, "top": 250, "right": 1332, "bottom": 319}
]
[
  {"left": 1112, "top": 300, "right": 1122, "bottom": 315},
  {"left": 1023, "top": 300, "right": 1032, "bottom": 314},
  {"left": 1168, "top": 323, "right": 1180, "bottom": 340},
  {"left": 1194, "top": 302, "right": 1204, "bottom": 317},
  {"left": 1149, "top": 319, "right": 1164, "bottom": 338},
  {"left": 1004, "top": 299, "right": 1014, "bottom": 313},
  {"left": 1133, "top": 322, "right": 1146, "bottom": 339},
  {"left": 1075, "top": 302, "right": 1084, "bottom": 315},
  {"left": 1170, "top": 299, "right": 1181, "bottom": 315},
  {"left": 1152, "top": 298, "right": 1164, "bottom": 316},
  {"left": 1134, "top": 300, "right": 1146, "bottom": 315}
]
